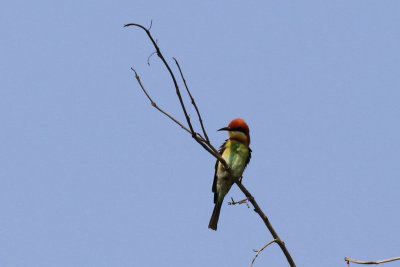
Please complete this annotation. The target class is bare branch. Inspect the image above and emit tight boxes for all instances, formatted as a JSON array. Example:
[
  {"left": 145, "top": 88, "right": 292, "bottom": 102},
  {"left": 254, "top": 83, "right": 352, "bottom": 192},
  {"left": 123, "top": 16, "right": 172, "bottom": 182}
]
[
  {"left": 345, "top": 256, "right": 400, "bottom": 265},
  {"left": 125, "top": 22, "right": 296, "bottom": 267},
  {"left": 130, "top": 67, "right": 191, "bottom": 134},
  {"left": 125, "top": 22, "right": 223, "bottom": 163},
  {"left": 147, "top": 51, "right": 157, "bottom": 66},
  {"left": 249, "top": 239, "right": 277, "bottom": 267},
  {"left": 173, "top": 58, "right": 210, "bottom": 142},
  {"left": 228, "top": 197, "right": 250, "bottom": 208},
  {"left": 131, "top": 67, "right": 222, "bottom": 160},
  {"left": 124, "top": 23, "right": 195, "bottom": 136},
  {"left": 233, "top": 180, "right": 295, "bottom": 266}
]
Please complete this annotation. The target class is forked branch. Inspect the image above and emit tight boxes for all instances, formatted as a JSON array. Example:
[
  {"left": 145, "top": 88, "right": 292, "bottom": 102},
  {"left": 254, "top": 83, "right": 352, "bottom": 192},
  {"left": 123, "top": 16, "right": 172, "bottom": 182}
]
[
  {"left": 124, "top": 23, "right": 194, "bottom": 135},
  {"left": 250, "top": 239, "right": 278, "bottom": 267},
  {"left": 125, "top": 22, "right": 296, "bottom": 267},
  {"left": 173, "top": 58, "right": 210, "bottom": 143},
  {"left": 228, "top": 197, "right": 250, "bottom": 207}
]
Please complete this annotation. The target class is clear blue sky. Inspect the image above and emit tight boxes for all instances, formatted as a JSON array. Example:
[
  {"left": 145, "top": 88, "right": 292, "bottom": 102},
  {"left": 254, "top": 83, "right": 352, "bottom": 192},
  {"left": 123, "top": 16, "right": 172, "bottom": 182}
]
[{"left": 1, "top": 1, "right": 399, "bottom": 266}]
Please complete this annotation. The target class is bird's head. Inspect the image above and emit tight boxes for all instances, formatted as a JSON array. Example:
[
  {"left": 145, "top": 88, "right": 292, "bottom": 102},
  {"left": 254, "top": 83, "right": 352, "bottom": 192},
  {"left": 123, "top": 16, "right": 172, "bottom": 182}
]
[{"left": 218, "top": 118, "right": 250, "bottom": 145}]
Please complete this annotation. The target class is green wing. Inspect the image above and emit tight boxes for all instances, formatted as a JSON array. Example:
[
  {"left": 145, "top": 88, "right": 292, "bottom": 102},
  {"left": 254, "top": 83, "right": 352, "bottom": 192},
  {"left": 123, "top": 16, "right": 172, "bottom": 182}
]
[
  {"left": 245, "top": 147, "right": 252, "bottom": 167},
  {"left": 211, "top": 141, "right": 251, "bottom": 203},
  {"left": 212, "top": 140, "right": 227, "bottom": 203}
]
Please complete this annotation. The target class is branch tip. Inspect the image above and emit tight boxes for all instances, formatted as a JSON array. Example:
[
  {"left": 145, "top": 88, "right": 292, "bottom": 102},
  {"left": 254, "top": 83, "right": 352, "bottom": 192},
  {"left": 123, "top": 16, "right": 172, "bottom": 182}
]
[
  {"left": 147, "top": 51, "right": 157, "bottom": 66},
  {"left": 130, "top": 67, "right": 138, "bottom": 76},
  {"left": 345, "top": 256, "right": 400, "bottom": 265},
  {"left": 249, "top": 239, "right": 278, "bottom": 267}
]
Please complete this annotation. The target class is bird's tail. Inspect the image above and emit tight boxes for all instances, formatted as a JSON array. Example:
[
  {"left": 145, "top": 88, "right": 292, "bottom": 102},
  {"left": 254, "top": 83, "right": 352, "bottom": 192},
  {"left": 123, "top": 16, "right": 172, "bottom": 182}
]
[{"left": 208, "top": 201, "right": 222, "bottom": 230}]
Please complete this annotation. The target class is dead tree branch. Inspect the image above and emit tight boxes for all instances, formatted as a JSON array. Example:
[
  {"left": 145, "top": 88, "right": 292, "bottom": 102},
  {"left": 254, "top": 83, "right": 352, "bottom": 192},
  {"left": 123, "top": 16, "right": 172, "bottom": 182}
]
[
  {"left": 130, "top": 67, "right": 191, "bottom": 134},
  {"left": 173, "top": 58, "right": 210, "bottom": 142},
  {"left": 147, "top": 51, "right": 157, "bottom": 65},
  {"left": 228, "top": 197, "right": 250, "bottom": 208},
  {"left": 345, "top": 256, "right": 400, "bottom": 265},
  {"left": 124, "top": 23, "right": 221, "bottom": 159},
  {"left": 250, "top": 239, "right": 278, "bottom": 267},
  {"left": 124, "top": 22, "right": 296, "bottom": 267},
  {"left": 124, "top": 23, "right": 195, "bottom": 136}
]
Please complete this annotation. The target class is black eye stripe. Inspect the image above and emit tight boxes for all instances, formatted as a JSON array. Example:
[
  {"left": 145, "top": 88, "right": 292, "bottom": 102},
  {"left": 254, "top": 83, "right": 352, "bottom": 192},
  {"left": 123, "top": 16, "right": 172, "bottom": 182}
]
[{"left": 232, "top": 127, "right": 247, "bottom": 134}]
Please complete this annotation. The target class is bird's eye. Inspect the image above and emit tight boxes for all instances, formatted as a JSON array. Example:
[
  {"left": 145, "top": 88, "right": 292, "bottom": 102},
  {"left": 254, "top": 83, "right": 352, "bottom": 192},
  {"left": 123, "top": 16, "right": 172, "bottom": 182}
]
[{"left": 236, "top": 127, "right": 247, "bottom": 134}]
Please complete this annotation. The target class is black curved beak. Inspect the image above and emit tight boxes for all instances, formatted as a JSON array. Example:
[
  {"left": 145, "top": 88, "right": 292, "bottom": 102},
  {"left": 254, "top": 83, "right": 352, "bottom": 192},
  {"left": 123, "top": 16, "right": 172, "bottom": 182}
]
[{"left": 217, "top": 127, "right": 231, "bottom": 132}]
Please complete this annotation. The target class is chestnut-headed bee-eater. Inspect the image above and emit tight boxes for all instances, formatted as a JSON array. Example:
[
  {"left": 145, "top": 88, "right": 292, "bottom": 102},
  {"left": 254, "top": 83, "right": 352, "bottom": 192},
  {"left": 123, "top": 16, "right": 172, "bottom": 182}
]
[{"left": 208, "top": 118, "right": 251, "bottom": 230}]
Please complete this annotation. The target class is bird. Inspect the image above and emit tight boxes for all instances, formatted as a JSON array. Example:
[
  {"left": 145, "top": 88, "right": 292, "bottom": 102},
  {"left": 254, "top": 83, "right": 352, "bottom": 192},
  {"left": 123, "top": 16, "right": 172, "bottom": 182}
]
[{"left": 208, "top": 118, "right": 252, "bottom": 230}]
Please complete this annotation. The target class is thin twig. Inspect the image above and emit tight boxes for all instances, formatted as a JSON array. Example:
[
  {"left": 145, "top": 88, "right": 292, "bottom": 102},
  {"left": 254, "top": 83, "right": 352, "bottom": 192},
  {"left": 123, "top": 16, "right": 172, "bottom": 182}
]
[
  {"left": 130, "top": 67, "right": 191, "bottom": 134},
  {"left": 250, "top": 239, "right": 278, "bottom": 267},
  {"left": 345, "top": 256, "right": 400, "bottom": 265},
  {"left": 173, "top": 58, "right": 210, "bottom": 142},
  {"left": 173, "top": 58, "right": 220, "bottom": 157},
  {"left": 228, "top": 197, "right": 250, "bottom": 208},
  {"left": 147, "top": 51, "right": 157, "bottom": 65}
]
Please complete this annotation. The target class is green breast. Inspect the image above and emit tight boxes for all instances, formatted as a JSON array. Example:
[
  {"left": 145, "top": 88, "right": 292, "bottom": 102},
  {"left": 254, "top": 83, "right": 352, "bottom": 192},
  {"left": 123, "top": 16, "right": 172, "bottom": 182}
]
[{"left": 222, "top": 139, "right": 250, "bottom": 179}]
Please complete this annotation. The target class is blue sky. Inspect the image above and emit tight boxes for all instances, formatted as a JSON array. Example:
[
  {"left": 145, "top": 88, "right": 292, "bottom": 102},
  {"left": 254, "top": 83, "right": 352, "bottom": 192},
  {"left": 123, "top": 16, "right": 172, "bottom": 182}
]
[{"left": 1, "top": 1, "right": 399, "bottom": 266}]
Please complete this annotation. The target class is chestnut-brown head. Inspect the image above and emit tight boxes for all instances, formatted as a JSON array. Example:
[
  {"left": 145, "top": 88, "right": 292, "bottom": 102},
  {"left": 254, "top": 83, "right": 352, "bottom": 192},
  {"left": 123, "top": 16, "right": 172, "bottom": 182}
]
[{"left": 218, "top": 118, "right": 250, "bottom": 145}]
